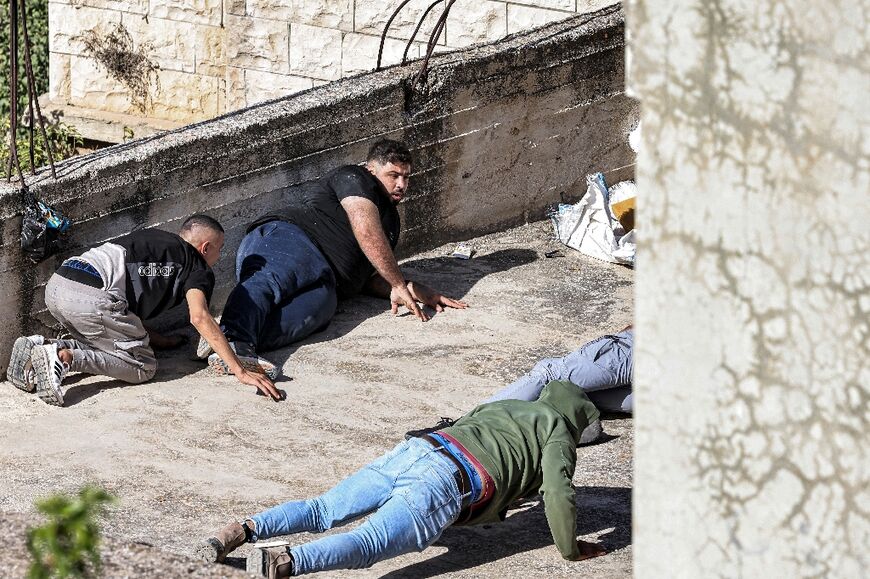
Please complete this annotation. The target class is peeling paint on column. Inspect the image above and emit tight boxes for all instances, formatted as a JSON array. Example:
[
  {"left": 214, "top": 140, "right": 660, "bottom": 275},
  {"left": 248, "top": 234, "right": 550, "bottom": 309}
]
[{"left": 629, "top": 0, "right": 869, "bottom": 576}]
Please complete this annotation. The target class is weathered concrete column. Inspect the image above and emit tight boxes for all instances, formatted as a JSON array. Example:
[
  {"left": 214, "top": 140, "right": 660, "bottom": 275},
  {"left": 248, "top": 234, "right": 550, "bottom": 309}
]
[{"left": 629, "top": 0, "right": 868, "bottom": 576}]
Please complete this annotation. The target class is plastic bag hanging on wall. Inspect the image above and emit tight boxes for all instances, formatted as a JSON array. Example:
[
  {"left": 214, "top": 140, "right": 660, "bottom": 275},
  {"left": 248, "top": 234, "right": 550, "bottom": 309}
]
[{"left": 20, "top": 187, "right": 70, "bottom": 262}]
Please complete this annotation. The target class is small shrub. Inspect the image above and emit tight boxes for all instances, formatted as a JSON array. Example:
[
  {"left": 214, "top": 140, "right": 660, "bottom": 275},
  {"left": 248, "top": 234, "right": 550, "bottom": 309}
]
[
  {"left": 74, "top": 22, "right": 160, "bottom": 113},
  {"left": 0, "top": 0, "right": 49, "bottom": 120},
  {"left": 0, "top": 115, "right": 83, "bottom": 175},
  {"left": 26, "top": 486, "right": 115, "bottom": 579}
]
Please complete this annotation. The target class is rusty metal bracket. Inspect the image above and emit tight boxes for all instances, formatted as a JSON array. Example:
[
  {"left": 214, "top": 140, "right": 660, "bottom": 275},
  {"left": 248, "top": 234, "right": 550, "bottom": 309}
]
[
  {"left": 410, "top": 0, "right": 456, "bottom": 91},
  {"left": 402, "top": 0, "right": 445, "bottom": 65},
  {"left": 5, "top": 0, "right": 58, "bottom": 184},
  {"left": 19, "top": 0, "right": 57, "bottom": 178},
  {"left": 377, "top": 0, "right": 457, "bottom": 93},
  {"left": 376, "top": 0, "right": 415, "bottom": 71},
  {"left": 6, "top": 0, "right": 23, "bottom": 182}
]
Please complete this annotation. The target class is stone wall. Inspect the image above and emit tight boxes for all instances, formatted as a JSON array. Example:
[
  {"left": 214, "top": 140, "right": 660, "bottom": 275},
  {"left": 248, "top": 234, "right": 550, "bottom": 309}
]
[
  {"left": 0, "top": 8, "right": 637, "bottom": 376},
  {"left": 46, "top": 0, "right": 618, "bottom": 139},
  {"left": 628, "top": 0, "right": 868, "bottom": 576}
]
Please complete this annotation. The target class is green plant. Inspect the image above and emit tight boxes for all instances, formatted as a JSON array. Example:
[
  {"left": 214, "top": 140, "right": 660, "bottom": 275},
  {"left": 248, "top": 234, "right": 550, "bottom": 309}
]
[
  {"left": 75, "top": 22, "right": 160, "bottom": 113},
  {"left": 0, "top": 0, "right": 49, "bottom": 120},
  {"left": 0, "top": 115, "right": 83, "bottom": 175},
  {"left": 26, "top": 486, "right": 115, "bottom": 579},
  {"left": 0, "top": 0, "right": 60, "bottom": 175}
]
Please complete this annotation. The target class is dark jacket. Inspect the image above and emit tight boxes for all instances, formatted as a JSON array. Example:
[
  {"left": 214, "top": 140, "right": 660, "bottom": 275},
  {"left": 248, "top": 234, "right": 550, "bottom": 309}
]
[{"left": 441, "top": 380, "right": 599, "bottom": 560}]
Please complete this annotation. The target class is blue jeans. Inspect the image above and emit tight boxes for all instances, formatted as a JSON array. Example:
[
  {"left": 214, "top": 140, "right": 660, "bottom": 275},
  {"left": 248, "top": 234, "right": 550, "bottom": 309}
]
[
  {"left": 485, "top": 329, "right": 634, "bottom": 413},
  {"left": 250, "top": 438, "right": 463, "bottom": 574},
  {"left": 220, "top": 221, "right": 338, "bottom": 352}
]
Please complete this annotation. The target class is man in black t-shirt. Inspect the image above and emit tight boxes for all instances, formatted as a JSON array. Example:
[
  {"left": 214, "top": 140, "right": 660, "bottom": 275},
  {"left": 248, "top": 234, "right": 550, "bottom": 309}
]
[
  {"left": 202, "top": 139, "right": 468, "bottom": 374},
  {"left": 6, "top": 215, "right": 282, "bottom": 406}
]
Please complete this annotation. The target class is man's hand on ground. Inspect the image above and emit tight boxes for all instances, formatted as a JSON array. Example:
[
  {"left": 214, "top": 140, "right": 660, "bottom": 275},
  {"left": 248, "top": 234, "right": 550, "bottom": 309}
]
[
  {"left": 390, "top": 284, "right": 429, "bottom": 322},
  {"left": 407, "top": 281, "right": 469, "bottom": 313},
  {"left": 234, "top": 368, "right": 284, "bottom": 401},
  {"left": 574, "top": 539, "right": 607, "bottom": 561}
]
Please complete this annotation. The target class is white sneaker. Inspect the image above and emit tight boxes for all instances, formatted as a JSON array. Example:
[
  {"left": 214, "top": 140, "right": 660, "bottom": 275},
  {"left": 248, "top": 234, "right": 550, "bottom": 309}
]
[
  {"left": 31, "top": 343, "right": 69, "bottom": 406},
  {"left": 195, "top": 335, "right": 215, "bottom": 359},
  {"left": 8, "top": 335, "right": 45, "bottom": 392},
  {"left": 208, "top": 351, "right": 280, "bottom": 381}
]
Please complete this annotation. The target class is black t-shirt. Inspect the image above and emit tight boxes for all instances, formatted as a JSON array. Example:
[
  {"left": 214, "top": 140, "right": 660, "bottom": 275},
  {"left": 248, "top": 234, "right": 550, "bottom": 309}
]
[
  {"left": 248, "top": 165, "right": 400, "bottom": 297},
  {"left": 114, "top": 230, "right": 215, "bottom": 320}
]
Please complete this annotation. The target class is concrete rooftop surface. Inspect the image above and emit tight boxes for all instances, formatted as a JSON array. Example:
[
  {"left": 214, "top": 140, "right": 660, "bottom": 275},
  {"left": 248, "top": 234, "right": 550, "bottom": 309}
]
[{"left": 0, "top": 220, "right": 633, "bottom": 578}]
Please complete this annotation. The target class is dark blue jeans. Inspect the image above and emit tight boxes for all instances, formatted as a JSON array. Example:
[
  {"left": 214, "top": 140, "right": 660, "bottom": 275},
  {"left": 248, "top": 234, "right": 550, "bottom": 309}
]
[{"left": 220, "top": 221, "right": 337, "bottom": 352}]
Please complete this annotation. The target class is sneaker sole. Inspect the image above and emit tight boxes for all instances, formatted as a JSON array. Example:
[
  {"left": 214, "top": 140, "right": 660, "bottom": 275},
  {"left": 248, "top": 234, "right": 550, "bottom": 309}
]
[
  {"left": 194, "top": 538, "right": 223, "bottom": 563},
  {"left": 9, "top": 337, "right": 37, "bottom": 392},
  {"left": 31, "top": 347, "right": 64, "bottom": 407},
  {"left": 246, "top": 547, "right": 268, "bottom": 575},
  {"left": 209, "top": 355, "right": 280, "bottom": 381},
  {"left": 195, "top": 337, "right": 214, "bottom": 360}
]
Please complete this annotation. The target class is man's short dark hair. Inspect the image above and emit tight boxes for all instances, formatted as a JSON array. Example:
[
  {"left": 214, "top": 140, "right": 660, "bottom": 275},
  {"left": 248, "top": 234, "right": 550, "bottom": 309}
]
[
  {"left": 367, "top": 139, "right": 412, "bottom": 167},
  {"left": 180, "top": 214, "right": 224, "bottom": 235}
]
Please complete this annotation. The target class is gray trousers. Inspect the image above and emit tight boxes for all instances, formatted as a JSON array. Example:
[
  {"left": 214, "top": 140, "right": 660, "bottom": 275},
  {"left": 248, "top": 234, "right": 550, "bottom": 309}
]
[
  {"left": 44, "top": 274, "right": 157, "bottom": 384},
  {"left": 485, "top": 329, "right": 634, "bottom": 413}
]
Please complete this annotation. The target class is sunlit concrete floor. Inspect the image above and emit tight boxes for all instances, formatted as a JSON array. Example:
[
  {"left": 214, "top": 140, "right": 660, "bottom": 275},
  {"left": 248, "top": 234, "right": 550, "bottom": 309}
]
[{"left": 0, "top": 220, "right": 633, "bottom": 578}]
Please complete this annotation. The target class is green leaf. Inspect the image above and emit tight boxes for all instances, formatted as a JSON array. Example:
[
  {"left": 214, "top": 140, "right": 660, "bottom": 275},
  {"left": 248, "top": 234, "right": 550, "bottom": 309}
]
[{"left": 26, "top": 486, "right": 115, "bottom": 578}]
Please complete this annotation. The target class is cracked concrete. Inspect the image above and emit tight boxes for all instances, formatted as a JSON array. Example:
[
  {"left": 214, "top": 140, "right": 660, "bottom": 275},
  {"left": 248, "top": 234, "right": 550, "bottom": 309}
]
[
  {"left": 628, "top": 0, "right": 869, "bottom": 576},
  {"left": 0, "top": 221, "right": 633, "bottom": 577}
]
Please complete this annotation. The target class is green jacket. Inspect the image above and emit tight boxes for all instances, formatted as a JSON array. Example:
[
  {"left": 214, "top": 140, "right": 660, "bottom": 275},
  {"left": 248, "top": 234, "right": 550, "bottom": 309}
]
[{"left": 441, "top": 380, "right": 599, "bottom": 560}]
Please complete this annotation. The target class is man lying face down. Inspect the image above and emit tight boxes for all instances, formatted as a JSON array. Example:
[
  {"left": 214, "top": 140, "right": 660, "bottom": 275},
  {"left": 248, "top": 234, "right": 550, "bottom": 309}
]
[
  {"left": 407, "top": 326, "right": 634, "bottom": 443},
  {"left": 197, "top": 380, "right": 606, "bottom": 577}
]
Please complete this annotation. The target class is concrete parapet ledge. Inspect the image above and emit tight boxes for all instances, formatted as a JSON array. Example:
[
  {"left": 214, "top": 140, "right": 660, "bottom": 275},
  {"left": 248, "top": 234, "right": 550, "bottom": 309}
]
[{"left": 0, "top": 5, "right": 636, "bottom": 373}]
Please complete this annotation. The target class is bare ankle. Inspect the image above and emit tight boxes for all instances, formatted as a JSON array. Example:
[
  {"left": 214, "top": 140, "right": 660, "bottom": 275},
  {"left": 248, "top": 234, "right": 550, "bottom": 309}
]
[
  {"left": 243, "top": 519, "right": 257, "bottom": 541},
  {"left": 57, "top": 348, "right": 73, "bottom": 365}
]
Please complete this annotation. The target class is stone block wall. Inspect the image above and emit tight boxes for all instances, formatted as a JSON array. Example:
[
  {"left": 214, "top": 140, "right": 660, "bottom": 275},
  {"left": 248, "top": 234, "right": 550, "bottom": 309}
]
[
  {"left": 47, "top": 0, "right": 618, "bottom": 132},
  {"left": 1, "top": 8, "right": 637, "bottom": 375}
]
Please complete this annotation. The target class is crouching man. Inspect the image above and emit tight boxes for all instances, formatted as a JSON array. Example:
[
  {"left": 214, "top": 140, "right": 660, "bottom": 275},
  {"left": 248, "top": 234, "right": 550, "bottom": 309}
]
[
  {"left": 6, "top": 214, "right": 281, "bottom": 406},
  {"left": 199, "top": 139, "right": 467, "bottom": 374},
  {"left": 197, "top": 380, "right": 606, "bottom": 577}
]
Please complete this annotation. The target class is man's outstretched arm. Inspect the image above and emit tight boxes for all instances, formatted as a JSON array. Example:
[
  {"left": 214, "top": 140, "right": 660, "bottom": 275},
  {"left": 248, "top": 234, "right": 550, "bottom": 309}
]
[
  {"left": 186, "top": 289, "right": 283, "bottom": 401},
  {"left": 540, "top": 440, "right": 606, "bottom": 561},
  {"left": 341, "top": 196, "right": 428, "bottom": 321}
]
